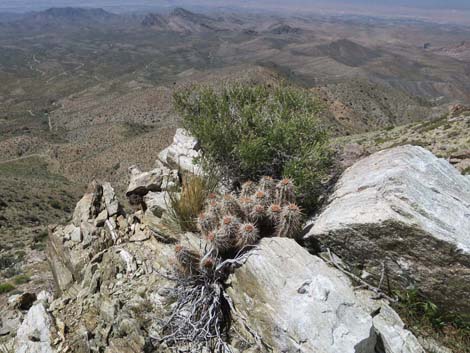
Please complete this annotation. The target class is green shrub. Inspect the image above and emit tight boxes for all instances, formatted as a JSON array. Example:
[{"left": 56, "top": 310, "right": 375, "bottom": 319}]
[
  {"left": 396, "top": 288, "right": 470, "bottom": 332},
  {"left": 174, "top": 83, "right": 332, "bottom": 212},
  {"left": 48, "top": 199, "right": 62, "bottom": 210},
  {"left": 0, "top": 283, "right": 15, "bottom": 294},
  {"left": 13, "top": 274, "right": 31, "bottom": 285}
]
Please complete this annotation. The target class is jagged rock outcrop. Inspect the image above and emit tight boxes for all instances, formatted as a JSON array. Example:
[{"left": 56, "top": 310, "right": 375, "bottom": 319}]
[
  {"left": 126, "top": 161, "right": 178, "bottom": 197},
  {"left": 305, "top": 145, "right": 470, "bottom": 317},
  {"left": 158, "top": 128, "right": 201, "bottom": 174},
  {"left": 126, "top": 161, "right": 180, "bottom": 216},
  {"left": 48, "top": 181, "right": 122, "bottom": 293},
  {"left": 24, "top": 132, "right": 432, "bottom": 353},
  {"left": 228, "top": 238, "right": 425, "bottom": 353}
]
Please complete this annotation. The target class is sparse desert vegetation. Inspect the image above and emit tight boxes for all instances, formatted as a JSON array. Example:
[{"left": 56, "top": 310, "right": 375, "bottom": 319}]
[
  {"left": 0, "top": 4, "right": 470, "bottom": 353},
  {"left": 175, "top": 83, "right": 332, "bottom": 211}
]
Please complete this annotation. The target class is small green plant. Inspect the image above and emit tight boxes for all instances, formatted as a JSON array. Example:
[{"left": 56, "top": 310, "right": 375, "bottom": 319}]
[
  {"left": 395, "top": 289, "right": 470, "bottom": 352},
  {"left": 174, "top": 83, "right": 332, "bottom": 213},
  {"left": 397, "top": 289, "right": 443, "bottom": 328},
  {"left": 13, "top": 274, "right": 31, "bottom": 285},
  {"left": 48, "top": 199, "right": 62, "bottom": 210},
  {"left": 0, "top": 283, "right": 15, "bottom": 294},
  {"left": 166, "top": 174, "right": 218, "bottom": 232}
]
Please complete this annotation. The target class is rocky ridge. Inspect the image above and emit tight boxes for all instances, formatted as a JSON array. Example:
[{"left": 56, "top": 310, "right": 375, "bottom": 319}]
[{"left": 2, "top": 129, "right": 467, "bottom": 353}]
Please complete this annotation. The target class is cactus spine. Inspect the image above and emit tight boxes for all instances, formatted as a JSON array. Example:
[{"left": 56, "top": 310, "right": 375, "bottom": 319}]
[
  {"left": 236, "top": 223, "right": 259, "bottom": 249},
  {"left": 276, "top": 203, "right": 302, "bottom": 238},
  {"left": 241, "top": 180, "right": 256, "bottom": 197},
  {"left": 221, "top": 193, "right": 242, "bottom": 216},
  {"left": 266, "top": 203, "right": 282, "bottom": 225},
  {"left": 276, "top": 178, "right": 295, "bottom": 204}
]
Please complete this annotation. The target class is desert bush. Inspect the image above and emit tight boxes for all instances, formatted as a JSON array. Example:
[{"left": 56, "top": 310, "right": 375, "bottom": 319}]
[
  {"left": 174, "top": 83, "right": 332, "bottom": 212},
  {"left": 48, "top": 199, "right": 62, "bottom": 210},
  {"left": 13, "top": 274, "right": 31, "bottom": 285},
  {"left": 395, "top": 289, "right": 470, "bottom": 352},
  {"left": 0, "top": 283, "right": 15, "bottom": 294},
  {"left": 166, "top": 174, "right": 218, "bottom": 232}
]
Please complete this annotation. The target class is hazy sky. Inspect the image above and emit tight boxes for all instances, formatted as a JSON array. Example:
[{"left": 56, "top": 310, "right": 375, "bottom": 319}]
[{"left": 2, "top": 0, "right": 470, "bottom": 13}]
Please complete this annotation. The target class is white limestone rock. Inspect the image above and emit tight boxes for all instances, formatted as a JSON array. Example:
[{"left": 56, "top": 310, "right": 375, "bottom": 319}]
[
  {"left": 158, "top": 128, "right": 201, "bottom": 174},
  {"left": 305, "top": 145, "right": 470, "bottom": 316},
  {"left": 64, "top": 224, "right": 82, "bottom": 243},
  {"left": 126, "top": 165, "right": 165, "bottom": 197},
  {"left": 103, "top": 182, "right": 119, "bottom": 217},
  {"left": 14, "top": 293, "right": 55, "bottom": 353},
  {"left": 228, "top": 238, "right": 377, "bottom": 353},
  {"left": 143, "top": 191, "right": 172, "bottom": 217},
  {"left": 356, "top": 290, "right": 425, "bottom": 353}
]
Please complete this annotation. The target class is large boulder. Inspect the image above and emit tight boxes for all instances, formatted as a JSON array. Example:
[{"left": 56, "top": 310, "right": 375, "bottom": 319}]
[
  {"left": 228, "top": 238, "right": 425, "bottom": 353},
  {"left": 158, "top": 128, "right": 201, "bottom": 174},
  {"left": 228, "top": 238, "right": 377, "bottom": 353},
  {"left": 305, "top": 145, "right": 470, "bottom": 317}
]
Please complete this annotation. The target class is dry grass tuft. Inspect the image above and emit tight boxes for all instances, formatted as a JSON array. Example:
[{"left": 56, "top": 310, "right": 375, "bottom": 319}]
[{"left": 166, "top": 173, "right": 218, "bottom": 232}]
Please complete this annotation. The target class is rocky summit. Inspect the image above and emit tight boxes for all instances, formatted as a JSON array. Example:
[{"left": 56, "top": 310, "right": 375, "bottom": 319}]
[
  {"left": 1, "top": 129, "right": 467, "bottom": 353},
  {"left": 2, "top": 4, "right": 470, "bottom": 352}
]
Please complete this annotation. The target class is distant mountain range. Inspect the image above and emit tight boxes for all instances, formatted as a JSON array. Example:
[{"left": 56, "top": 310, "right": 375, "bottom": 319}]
[
  {"left": 27, "top": 7, "right": 118, "bottom": 23},
  {"left": 142, "top": 7, "right": 221, "bottom": 32}
]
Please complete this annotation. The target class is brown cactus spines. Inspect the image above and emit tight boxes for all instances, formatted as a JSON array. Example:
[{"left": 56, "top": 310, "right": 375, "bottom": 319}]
[
  {"left": 212, "top": 215, "right": 241, "bottom": 254},
  {"left": 236, "top": 223, "right": 259, "bottom": 249},
  {"left": 207, "top": 192, "right": 218, "bottom": 202},
  {"left": 239, "top": 196, "right": 254, "bottom": 216},
  {"left": 276, "top": 203, "right": 302, "bottom": 238},
  {"left": 206, "top": 231, "right": 215, "bottom": 242},
  {"left": 220, "top": 215, "right": 241, "bottom": 239},
  {"left": 221, "top": 193, "right": 242, "bottom": 216},
  {"left": 259, "top": 176, "right": 276, "bottom": 195},
  {"left": 207, "top": 199, "right": 223, "bottom": 219},
  {"left": 213, "top": 229, "right": 233, "bottom": 254},
  {"left": 175, "top": 245, "right": 201, "bottom": 275},
  {"left": 249, "top": 203, "right": 266, "bottom": 223},
  {"left": 276, "top": 178, "right": 295, "bottom": 204},
  {"left": 266, "top": 203, "right": 282, "bottom": 225},
  {"left": 197, "top": 212, "right": 217, "bottom": 237},
  {"left": 241, "top": 180, "right": 257, "bottom": 198},
  {"left": 254, "top": 190, "right": 270, "bottom": 206}
]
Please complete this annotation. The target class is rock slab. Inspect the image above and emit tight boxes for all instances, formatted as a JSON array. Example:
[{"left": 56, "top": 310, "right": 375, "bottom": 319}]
[
  {"left": 305, "top": 145, "right": 470, "bottom": 316},
  {"left": 228, "top": 238, "right": 377, "bottom": 353}
]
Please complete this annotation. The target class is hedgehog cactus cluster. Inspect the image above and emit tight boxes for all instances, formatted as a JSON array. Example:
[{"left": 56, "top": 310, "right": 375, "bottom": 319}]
[
  {"left": 167, "top": 177, "right": 302, "bottom": 350},
  {"left": 174, "top": 177, "right": 302, "bottom": 273}
]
